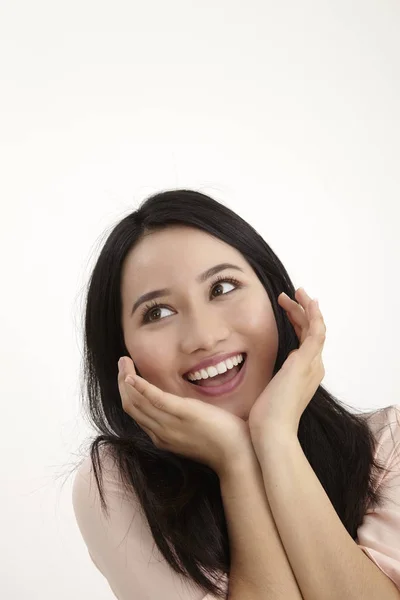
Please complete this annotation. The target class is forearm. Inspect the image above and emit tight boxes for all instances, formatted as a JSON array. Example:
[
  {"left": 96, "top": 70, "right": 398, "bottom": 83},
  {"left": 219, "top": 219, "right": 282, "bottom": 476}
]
[
  {"left": 219, "top": 446, "right": 303, "bottom": 600},
  {"left": 254, "top": 431, "right": 400, "bottom": 600}
]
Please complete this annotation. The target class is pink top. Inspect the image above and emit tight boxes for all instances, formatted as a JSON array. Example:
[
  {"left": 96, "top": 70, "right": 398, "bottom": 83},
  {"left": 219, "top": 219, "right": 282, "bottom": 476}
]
[{"left": 72, "top": 404, "right": 400, "bottom": 598}]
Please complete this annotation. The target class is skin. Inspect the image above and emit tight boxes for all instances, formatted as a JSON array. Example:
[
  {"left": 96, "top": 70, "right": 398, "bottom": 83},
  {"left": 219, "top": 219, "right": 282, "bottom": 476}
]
[
  {"left": 120, "top": 225, "right": 279, "bottom": 422},
  {"left": 117, "top": 285, "right": 324, "bottom": 474}
]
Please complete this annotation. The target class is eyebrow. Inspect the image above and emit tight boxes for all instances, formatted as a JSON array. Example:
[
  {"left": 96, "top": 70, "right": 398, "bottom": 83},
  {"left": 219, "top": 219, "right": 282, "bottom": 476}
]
[{"left": 130, "top": 262, "right": 245, "bottom": 317}]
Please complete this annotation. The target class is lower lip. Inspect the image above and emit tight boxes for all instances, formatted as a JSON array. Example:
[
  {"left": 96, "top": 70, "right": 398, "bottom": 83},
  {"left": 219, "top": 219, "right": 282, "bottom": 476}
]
[{"left": 185, "top": 356, "right": 248, "bottom": 397}]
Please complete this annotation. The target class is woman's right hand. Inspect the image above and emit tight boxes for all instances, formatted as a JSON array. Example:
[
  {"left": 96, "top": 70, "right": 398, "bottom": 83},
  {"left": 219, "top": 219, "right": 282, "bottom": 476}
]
[{"left": 118, "top": 356, "right": 253, "bottom": 477}]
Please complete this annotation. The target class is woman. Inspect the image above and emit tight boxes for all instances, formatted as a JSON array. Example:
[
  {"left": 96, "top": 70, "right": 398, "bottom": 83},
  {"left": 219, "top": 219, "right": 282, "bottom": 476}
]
[{"left": 72, "top": 189, "right": 400, "bottom": 599}]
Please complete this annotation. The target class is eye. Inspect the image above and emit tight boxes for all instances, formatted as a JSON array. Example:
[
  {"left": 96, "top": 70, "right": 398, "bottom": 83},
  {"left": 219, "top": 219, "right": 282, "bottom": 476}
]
[
  {"left": 210, "top": 275, "right": 241, "bottom": 298},
  {"left": 140, "top": 275, "right": 242, "bottom": 324}
]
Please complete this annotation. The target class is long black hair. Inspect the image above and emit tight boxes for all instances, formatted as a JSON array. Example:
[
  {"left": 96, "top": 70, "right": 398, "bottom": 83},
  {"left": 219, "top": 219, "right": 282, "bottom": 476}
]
[{"left": 76, "top": 188, "right": 392, "bottom": 598}]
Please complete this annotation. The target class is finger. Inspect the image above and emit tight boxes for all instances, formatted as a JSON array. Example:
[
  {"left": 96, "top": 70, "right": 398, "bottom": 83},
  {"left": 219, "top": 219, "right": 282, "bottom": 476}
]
[
  {"left": 140, "top": 424, "right": 160, "bottom": 446},
  {"left": 117, "top": 364, "right": 146, "bottom": 410},
  {"left": 279, "top": 292, "right": 308, "bottom": 330},
  {"left": 118, "top": 356, "right": 137, "bottom": 380},
  {"left": 311, "top": 302, "right": 327, "bottom": 350},
  {"left": 298, "top": 291, "right": 326, "bottom": 338},
  {"left": 118, "top": 373, "right": 161, "bottom": 427},
  {"left": 125, "top": 397, "right": 161, "bottom": 436},
  {"left": 285, "top": 309, "right": 303, "bottom": 340},
  {"left": 117, "top": 359, "right": 165, "bottom": 427},
  {"left": 295, "top": 287, "right": 314, "bottom": 316},
  {"left": 299, "top": 301, "right": 326, "bottom": 361},
  {"left": 125, "top": 375, "right": 185, "bottom": 419},
  {"left": 282, "top": 288, "right": 326, "bottom": 360},
  {"left": 281, "top": 288, "right": 325, "bottom": 340}
]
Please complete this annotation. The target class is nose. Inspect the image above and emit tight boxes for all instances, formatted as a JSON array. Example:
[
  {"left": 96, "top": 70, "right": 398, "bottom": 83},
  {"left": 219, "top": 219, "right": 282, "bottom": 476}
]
[{"left": 180, "top": 307, "right": 230, "bottom": 354}]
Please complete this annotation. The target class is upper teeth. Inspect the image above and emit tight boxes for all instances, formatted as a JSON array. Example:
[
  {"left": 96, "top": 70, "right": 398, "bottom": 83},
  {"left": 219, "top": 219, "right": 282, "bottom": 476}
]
[{"left": 186, "top": 353, "right": 245, "bottom": 381}]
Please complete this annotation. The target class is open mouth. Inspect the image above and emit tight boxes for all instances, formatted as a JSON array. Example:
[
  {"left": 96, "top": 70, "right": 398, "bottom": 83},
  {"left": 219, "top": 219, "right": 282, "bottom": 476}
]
[{"left": 183, "top": 353, "right": 247, "bottom": 386}]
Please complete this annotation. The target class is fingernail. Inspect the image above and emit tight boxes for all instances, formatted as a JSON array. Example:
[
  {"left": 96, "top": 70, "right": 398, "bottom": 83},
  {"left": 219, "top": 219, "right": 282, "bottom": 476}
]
[{"left": 118, "top": 357, "right": 125, "bottom": 370}]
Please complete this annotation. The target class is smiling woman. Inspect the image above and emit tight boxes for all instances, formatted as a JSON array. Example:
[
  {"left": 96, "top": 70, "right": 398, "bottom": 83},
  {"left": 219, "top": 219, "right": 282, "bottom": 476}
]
[
  {"left": 118, "top": 217, "right": 279, "bottom": 419},
  {"left": 71, "top": 189, "right": 400, "bottom": 600}
]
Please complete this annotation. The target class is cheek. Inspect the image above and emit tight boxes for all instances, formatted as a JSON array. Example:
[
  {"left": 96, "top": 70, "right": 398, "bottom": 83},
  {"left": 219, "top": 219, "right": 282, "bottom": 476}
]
[
  {"left": 238, "top": 297, "right": 276, "bottom": 332},
  {"left": 243, "top": 302, "right": 279, "bottom": 356},
  {"left": 128, "top": 341, "right": 175, "bottom": 383}
]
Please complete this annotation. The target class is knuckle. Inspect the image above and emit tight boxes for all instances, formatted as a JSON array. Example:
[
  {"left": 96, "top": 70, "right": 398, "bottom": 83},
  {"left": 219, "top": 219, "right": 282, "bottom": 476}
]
[
  {"left": 153, "top": 436, "right": 165, "bottom": 449},
  {"left": 152, "top": 400, "right": 164, "bottom": 410}
]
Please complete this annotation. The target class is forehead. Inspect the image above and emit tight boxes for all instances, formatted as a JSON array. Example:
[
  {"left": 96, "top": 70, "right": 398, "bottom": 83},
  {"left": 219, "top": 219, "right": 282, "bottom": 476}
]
[{"left": 123, "top": 226, "right": 243, "bottom": 279}]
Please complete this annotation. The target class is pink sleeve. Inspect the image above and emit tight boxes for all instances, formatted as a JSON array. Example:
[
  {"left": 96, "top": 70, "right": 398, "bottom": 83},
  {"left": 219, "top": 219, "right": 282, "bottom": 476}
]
[
  {"left": 72, "top": 447, "right": 227, "bottom": 600},
  {"left": 356, "top": 405, "right": 400, "bottom": 590}
]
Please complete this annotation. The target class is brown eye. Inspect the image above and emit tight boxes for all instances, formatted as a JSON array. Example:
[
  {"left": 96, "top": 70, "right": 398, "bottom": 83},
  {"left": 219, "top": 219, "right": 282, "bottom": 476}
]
[{"left": 140, "top": 275, "right": 242, "bottom": 324}]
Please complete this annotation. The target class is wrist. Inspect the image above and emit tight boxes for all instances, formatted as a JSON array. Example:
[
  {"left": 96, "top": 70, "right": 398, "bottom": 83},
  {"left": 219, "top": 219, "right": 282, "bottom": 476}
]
[
  {"left": 217, "top": 440, "right": 260, "bottom": 482},
  {"left": 251, "top": 426, "right": 299, "bottom": 458}
]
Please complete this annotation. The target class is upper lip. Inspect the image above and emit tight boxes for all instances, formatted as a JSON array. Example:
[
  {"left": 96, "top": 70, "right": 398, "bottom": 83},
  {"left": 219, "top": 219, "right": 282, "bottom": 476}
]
[{"left": 182, "top": 351, "right": 246, "bottom": 378}]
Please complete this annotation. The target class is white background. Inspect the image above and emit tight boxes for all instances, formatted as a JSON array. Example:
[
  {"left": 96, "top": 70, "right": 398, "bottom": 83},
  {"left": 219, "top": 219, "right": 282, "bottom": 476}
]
[{"left": 1, "top": 1, "right": 399, "bottom": 597}]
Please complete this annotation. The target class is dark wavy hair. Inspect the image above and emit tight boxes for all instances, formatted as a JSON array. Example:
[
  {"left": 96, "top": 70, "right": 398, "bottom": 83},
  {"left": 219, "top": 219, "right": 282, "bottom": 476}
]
[{"left": 76, "top": 188, "right": 392, "bottom": 598}]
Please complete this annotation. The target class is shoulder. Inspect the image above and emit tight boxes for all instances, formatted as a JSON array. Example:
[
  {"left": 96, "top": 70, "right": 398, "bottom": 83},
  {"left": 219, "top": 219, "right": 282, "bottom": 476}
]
[
  {"left": 71, "top": 446, "right": 223, "bottom": 599},
  {"left": 363, "top": 404, "right": 400, "bottom": 454},
  {"left": 72, "top": 445, "right": 142, "bottom": 543},
  {"left": 72, "top": 445, "right": 116, "bottom": 507},
  {"left": 71, "top": 445, "right": 147, "bottom": 584},
  {"left": 362, "top": 404, "right": 400, "bottom": 490},
  {"left": 72, "top": 444, "right": 121, "bottom": 494},
  {"left": 356, "top": 406, "right": 400, "bottom": 590}
]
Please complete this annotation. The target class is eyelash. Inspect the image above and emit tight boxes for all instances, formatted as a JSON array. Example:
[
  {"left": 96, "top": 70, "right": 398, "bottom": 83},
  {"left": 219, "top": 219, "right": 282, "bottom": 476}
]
[{"left": 140, "top": 275, "right": 242, "bottom": 324}]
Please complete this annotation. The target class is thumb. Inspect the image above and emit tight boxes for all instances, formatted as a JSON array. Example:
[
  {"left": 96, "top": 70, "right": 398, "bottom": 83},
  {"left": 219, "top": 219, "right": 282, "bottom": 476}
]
[{"left": 120, "top": 356, "right": 137, "bottom": 377}]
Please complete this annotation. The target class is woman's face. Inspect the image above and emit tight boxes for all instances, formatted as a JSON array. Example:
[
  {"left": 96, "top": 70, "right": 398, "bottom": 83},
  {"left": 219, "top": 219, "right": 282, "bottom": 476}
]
[{"left": 120, "top": 225, "right": 279, "bottom": 421}]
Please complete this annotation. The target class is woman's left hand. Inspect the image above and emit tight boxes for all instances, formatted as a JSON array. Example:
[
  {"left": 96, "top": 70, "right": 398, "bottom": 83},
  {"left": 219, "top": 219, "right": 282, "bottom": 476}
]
[{"left": 248, "top": 287, "right": 327, "bottom": 442}]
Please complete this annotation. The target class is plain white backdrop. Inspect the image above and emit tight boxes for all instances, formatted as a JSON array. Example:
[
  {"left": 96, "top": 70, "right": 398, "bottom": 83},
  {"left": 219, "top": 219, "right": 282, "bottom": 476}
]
[{"left": 0, "top": 0, "right": 399, "bottom": 597}]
